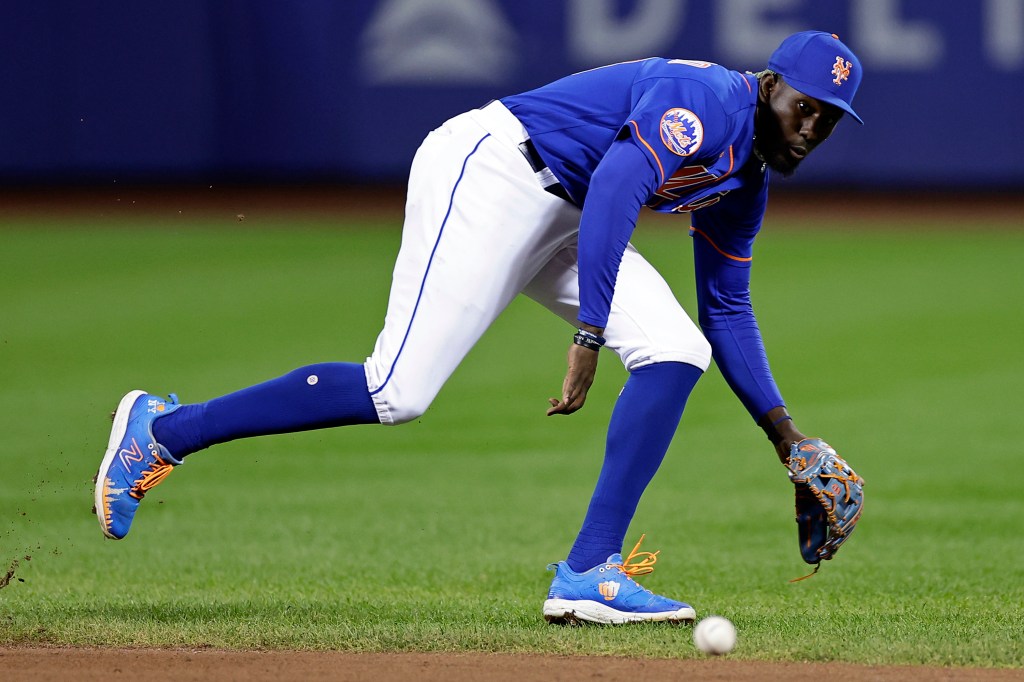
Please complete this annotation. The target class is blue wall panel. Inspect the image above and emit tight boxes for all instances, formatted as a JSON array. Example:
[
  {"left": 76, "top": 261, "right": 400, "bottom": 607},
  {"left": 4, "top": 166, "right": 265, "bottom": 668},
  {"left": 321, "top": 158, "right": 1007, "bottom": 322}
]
[{"left": 2, "top": 1, "right": 1021, "bottom": 188}]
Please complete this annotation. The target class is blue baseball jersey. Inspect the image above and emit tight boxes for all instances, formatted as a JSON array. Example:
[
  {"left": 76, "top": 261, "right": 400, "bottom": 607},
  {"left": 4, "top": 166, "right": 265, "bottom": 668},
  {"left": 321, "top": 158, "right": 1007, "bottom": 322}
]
[
  {"left": 504, "top": 59, "right": 763, "bottom": 216},
  {"left": 502, "top": 58, "right": 783, "bottom": 420}
]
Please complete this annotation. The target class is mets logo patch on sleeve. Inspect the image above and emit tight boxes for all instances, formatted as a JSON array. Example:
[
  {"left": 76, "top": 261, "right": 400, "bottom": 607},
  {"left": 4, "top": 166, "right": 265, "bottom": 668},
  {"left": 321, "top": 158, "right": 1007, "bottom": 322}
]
[{"left": 660, "top": 108, "right": 703, "bottom": 157}]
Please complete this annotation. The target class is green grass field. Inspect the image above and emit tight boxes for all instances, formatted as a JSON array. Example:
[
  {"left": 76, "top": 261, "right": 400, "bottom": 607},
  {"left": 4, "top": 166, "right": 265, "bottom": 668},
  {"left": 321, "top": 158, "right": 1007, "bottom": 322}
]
[{"left": 1, "top": 207, "right": 1022, "bottom": 667}]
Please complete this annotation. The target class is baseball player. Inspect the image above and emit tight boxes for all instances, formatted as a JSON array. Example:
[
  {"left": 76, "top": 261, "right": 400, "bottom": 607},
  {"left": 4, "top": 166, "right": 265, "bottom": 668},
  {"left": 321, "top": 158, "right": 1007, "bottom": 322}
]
[{"left": 95, "top": 31, "right": 863, "bottom": 625}]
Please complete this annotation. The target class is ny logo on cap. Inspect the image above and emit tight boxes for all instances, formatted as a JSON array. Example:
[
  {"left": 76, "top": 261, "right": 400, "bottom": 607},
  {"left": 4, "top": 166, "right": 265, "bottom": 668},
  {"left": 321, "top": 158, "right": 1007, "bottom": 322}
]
[{"left": 832, "top": 56, "right": 852, "bottom": 86}]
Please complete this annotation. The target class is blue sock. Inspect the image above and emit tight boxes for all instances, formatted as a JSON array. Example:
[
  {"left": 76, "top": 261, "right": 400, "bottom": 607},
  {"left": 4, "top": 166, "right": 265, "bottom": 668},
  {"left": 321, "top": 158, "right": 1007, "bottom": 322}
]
[
  {"left": 152, "top": 362, "right": 379, "bottom": 459},
  {"left": 565, "top": 361, "right": 702, "bottom": 573}
]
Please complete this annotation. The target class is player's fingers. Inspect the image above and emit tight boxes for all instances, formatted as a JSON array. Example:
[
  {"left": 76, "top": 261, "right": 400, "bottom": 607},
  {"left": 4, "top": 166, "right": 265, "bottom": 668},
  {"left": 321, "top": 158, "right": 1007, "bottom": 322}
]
[
  {"left": 548, "top": 395, "right": 584, "bottom": 416},
  {"left": 549, "top": 390, "right": 587, "bottom": 416},
  {"left": 566, "top": 390, "right": 588, "bottom": 413}
]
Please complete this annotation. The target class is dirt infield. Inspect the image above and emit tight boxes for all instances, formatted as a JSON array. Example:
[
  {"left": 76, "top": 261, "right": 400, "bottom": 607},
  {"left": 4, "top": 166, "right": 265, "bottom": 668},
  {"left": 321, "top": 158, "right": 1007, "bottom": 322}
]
[{"left": 2, "top": 648, "right": 1023, "bottom": 682}]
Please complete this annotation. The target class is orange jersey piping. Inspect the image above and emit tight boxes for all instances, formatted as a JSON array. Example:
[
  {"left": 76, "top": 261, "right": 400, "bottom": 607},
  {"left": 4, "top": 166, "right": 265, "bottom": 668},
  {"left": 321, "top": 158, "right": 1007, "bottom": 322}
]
[
  {"left": 689, "top": 226, "right": 752, "bottom": 262},
  {"left": 628, "top": 120, "right": 665, "bottom": 185}
]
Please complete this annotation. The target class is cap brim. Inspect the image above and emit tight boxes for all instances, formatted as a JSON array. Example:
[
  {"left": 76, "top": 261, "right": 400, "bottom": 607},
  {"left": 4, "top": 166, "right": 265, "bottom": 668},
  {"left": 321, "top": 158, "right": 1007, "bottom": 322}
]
[{"left": 784, "top": 76, "right": 864, "bottom": 125}]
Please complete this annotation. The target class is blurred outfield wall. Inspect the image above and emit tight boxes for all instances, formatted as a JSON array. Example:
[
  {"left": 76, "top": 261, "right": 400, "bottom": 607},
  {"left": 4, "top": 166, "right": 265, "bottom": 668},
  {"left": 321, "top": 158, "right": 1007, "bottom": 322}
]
[{"left": 2, "top": 1, "right": 1022, "bottom": 189}]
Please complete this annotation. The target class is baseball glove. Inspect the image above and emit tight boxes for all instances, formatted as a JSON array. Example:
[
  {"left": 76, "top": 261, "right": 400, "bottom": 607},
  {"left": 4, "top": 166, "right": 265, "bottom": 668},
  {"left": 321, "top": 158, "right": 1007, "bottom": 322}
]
[{"left": 787, "top": 438, "right": 864, "bottom": 567}]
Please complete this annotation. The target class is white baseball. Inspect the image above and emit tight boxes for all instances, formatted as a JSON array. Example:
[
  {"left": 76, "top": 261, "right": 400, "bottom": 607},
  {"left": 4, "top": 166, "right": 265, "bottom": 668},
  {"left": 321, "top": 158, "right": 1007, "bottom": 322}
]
[{"left": 693, "top": 615, "right": 736, "bottom": 655}]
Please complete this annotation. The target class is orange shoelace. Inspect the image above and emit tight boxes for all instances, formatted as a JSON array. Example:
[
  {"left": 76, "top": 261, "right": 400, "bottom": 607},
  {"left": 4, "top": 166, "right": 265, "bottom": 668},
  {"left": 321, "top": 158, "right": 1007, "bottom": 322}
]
[
  {"left": 613, "top": 534, "right": 660, "bottom": 577},
  {"left": 129, "top": 456, "right": 174, "bottom": 500}
]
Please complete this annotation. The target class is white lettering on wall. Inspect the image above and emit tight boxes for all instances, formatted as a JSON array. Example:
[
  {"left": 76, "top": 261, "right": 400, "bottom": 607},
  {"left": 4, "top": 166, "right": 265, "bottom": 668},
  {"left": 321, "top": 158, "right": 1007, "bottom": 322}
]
[
  {"left": 362, "top": 0, "right": 517, "bottom": 84},
  {"left": 986, "top": 0, "right": 1024, "bottom": 68},
  {"left": 851, "top": 0, "right": 943, "bottom": 69},
  {"left": 717, "top": 0, "right": 802, "bottom": 67},
  {"left": 569, "top": 0, "right": 686, "bottom": 64}
]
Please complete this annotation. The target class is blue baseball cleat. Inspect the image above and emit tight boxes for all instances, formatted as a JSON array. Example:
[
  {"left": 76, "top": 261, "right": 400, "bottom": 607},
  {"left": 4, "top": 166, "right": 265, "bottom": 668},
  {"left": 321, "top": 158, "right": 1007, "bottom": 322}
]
[
  {"left": 94, "top": 390, "right": 183, "bottom": 539},
  {"left": 543, "top": 535, "right": 696, "bottom": 625}
]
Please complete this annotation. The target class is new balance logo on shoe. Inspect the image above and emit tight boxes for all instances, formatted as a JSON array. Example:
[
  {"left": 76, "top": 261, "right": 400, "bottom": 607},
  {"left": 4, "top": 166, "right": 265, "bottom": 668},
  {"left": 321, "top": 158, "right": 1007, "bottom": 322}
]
[
  {"left": 598, "top": 580, "right": 620, "bottom": 601},
  {"left": 117, "top": 438, "right": 146, "bottom": 470}
]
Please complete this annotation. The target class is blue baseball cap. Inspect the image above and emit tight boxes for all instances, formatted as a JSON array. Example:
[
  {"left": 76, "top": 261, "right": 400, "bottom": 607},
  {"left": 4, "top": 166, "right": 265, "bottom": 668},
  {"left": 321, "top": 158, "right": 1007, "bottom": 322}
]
[{"left": 768, "top": 31, "right": 864, "bottom": 124}]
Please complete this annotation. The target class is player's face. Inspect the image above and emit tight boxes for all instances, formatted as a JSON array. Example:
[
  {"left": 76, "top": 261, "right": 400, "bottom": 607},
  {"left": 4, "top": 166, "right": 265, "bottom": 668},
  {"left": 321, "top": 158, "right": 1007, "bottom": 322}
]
[{"left": 755, "top": 76, "right": 843, "bottom": 176}]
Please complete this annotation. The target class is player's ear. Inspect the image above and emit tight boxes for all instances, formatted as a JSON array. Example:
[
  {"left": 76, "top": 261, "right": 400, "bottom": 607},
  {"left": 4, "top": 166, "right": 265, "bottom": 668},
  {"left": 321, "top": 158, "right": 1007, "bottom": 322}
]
[{"left": 757, "top": 72, "right": 779, "bottom": 103}]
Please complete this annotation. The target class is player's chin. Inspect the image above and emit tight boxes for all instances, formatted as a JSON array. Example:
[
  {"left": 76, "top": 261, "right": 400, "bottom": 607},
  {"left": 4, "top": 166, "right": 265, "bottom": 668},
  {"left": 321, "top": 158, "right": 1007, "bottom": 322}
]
[{"left": 766, "top": 153, "right": 801, "bottom": 177}]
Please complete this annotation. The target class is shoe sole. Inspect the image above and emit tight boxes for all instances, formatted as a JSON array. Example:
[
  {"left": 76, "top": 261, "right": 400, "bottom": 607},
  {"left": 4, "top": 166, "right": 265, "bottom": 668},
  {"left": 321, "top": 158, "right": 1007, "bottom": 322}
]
[
  {"left": 93, "top": 389, "right": 146, "bottom": 540},
  {"left": 543, "top": 598, "right": 696, "bottom": 625}
]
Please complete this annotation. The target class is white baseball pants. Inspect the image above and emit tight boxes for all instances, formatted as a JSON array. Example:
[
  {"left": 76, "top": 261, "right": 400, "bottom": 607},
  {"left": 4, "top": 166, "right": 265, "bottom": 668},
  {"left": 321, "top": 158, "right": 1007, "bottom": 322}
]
[{"left": 364, "top": 101, "right": 711, "bottom": 425}]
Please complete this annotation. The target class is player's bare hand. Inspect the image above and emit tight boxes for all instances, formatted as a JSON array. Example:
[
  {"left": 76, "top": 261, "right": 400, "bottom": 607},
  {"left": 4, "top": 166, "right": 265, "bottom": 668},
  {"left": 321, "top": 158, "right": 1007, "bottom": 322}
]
[
  {"left": 774, "top": 432, "right": 807, "bottom": 464},
  {"left": 546, "top": 343, "right": 599, "bottom": 416}
]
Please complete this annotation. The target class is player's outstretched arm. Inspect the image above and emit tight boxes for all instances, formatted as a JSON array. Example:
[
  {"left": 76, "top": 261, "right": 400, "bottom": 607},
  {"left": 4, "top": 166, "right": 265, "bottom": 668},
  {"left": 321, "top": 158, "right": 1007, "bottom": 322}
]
[
  {"left": 758, "top": 406, "right": 808, "bottom": 464},
  {"left": 546, "top": 323, "right": 604, "bottom": 416}
]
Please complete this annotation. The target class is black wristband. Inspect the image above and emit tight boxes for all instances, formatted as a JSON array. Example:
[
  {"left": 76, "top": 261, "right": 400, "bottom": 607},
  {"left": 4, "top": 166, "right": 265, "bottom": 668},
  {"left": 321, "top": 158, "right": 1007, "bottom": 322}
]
[{"left": 573, "top": 328, "right": 605, "bottom": 352}]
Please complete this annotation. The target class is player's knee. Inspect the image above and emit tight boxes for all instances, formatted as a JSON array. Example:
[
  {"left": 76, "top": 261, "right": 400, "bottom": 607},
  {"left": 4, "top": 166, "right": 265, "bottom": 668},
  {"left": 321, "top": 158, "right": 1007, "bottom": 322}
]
[
  {"left": 383, "top": 395, "right": 434, "bottom": 425},
  {"left": 619, "top": 331, "right": 712, "bottom": 373},
  {"left": 662, "top": 334, "right": 711, "bottom": 371},
  {"left": 364, "top": 359, "right": 443, "bottom": 425},
  {"left": 691, "top": 334, "right": 713, "bottom": 370}
]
